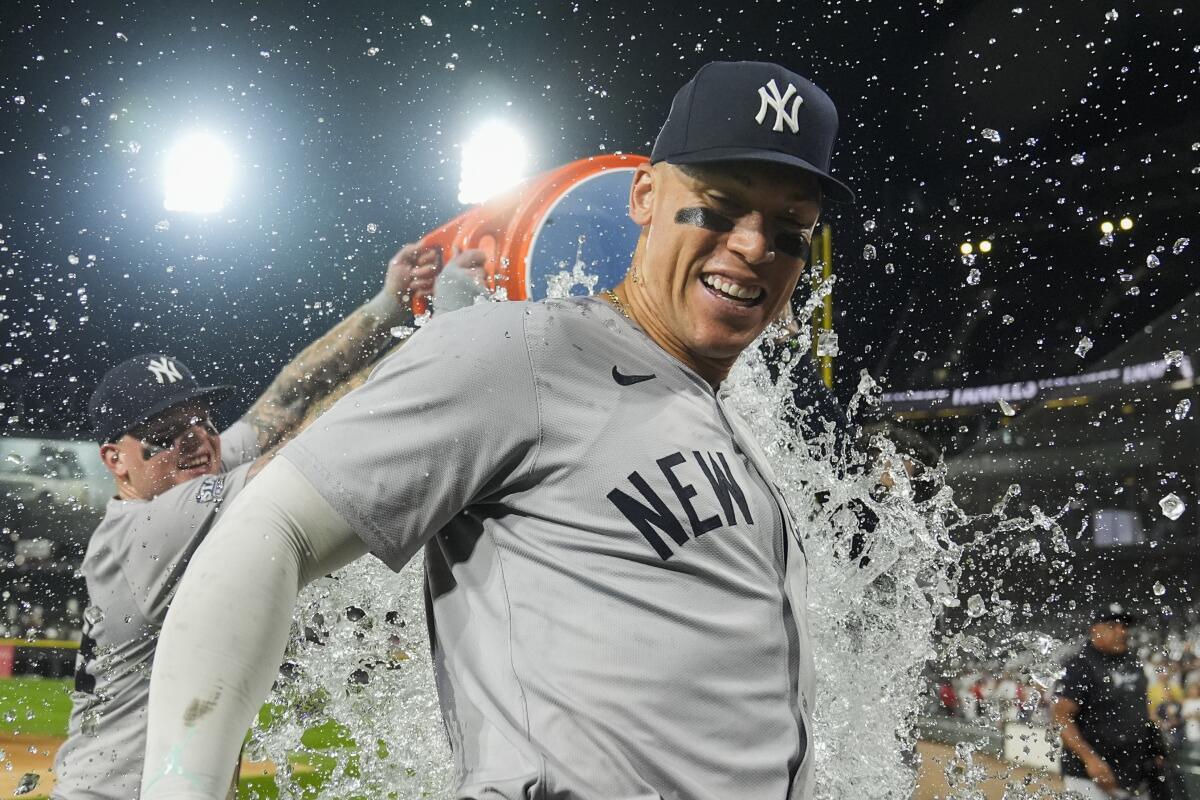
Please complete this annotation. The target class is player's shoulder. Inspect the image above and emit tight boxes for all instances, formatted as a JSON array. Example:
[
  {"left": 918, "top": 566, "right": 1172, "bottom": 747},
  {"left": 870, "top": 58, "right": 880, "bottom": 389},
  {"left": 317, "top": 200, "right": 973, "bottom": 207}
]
[{"left": 413, "top": 296, "right": 609, "bottom": 360}]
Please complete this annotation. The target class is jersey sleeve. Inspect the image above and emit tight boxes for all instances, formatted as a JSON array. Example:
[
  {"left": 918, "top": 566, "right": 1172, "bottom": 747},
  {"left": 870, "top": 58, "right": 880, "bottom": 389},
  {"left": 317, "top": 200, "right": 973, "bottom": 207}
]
[
  {"left": 218, "top": 419, "right": 262, "bottom": 470},
  {"left": 119, "top": 462, "right": 255, "bottom": 620},
  {"left": 1057, "top": 652, "right": 1093, "bottom": 707},
  {"left": 280, "top": 302, "right": 542, "bottom": 572}
]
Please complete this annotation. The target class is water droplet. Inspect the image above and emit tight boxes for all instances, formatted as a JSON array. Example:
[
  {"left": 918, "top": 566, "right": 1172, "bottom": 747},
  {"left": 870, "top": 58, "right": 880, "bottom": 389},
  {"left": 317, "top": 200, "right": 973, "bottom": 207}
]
[
  {"left": 863, "top": 219, "right": 876, "bottom": 232},
  {"left": 419, "top": 14, "right": 433, "bottom": 25},
  {"left": 115, "top": 32, "right": 128, "bottom": 41},
  {"left": 884, "top": 262, "right": 895, "bottom": 274},
  {"left": 83, "top": 605, "right": 105, "bottom": 626},
  {"left": 67, "top": 254, "right": 79, "bottom": 265},
  {"left": 1160, "top": 493, "right": 1186, "bottom": 521},
  {"left": 1147, "top": 254, "right": 1161, "bottom": 269},
  {"left": 13, "top": 95, "right": 25, "bottom": 106},
  {"left": 1104, "top": 9, "right": 1118, "bottom": 21},
  {"left": 5, "top": 452, "right": 23, "bottom": 466},
  {"left": 1070, "top": 153, "right": 1085, "bottom": 166},
  {"left": 1173, "top": 237, "right": 1190, "bottom": 255},
  {"left": 14, "top": 773, "right": 40, "bottom": 795},
  {"left": 1153, "top": 581, "right": 1167, "bottom": 596},
  {"left": 366, "top": 46, "right": 380, "bottom": 56},
  {"left": 365, "top": 222, "right": 378, "bottom": 234},
  {"left": 862, "top": 244, "right": 877, "bottom": 260},
  {"left": 1075, "top": 336, "right": 1093, "bottom": 357},
  {"left": 966, "top": 594, "right": 987, "bottom": 618},
  {"left": 1011, "top": 7, "right": 1024, "bottom": 14},
  {"left": 1175, "top": 399, "right": 1191, "bottom": 420},
  {"left": 913, "top": 350, "right": 928, "bottom": 362},
  {"left": 154, "top": 220, "right": 170, "bottom": 233},
  {"left": 966, "top": 268, "right": 981, "bottom": 285},
  {"left": 80, "top": 96, "right": 91, "bottom": 106},
  {"left": 980, "top": 128, "right": 1001, "bottom": 143},
  {"left": 998, "top": 398, "right": 1016, "bottom": 416},
  {"left": 1165, "top": 350, "right": 1184, "bottom": 367},
  {"left": 1001, "top": 314, "right": 1014, "bottom": 325}
]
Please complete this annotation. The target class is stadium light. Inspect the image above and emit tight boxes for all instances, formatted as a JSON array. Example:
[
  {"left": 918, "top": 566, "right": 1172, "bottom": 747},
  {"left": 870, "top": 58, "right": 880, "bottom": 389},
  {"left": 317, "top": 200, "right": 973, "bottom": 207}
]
[
  {"left": 458, "top": 120, "right": 528, "bottom": 205},
  {"left": 959, "top": 242, "right": 973, "bottom": 255},
  {"left": 978, "top": 240, "right": 992, "bottom": 253},
  {"left": 1119, "top": 216, "right": 1134, "bottom": 231},
  {"left": 1100, "top": 220, "right": 1115, "bottom": 235},
  {"left": 163, "top": 132, "right": 235, "bottom": 213}
]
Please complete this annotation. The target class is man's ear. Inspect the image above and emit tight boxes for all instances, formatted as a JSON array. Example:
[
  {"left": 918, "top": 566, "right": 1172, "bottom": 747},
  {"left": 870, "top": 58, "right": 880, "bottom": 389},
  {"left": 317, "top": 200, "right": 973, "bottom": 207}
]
[
  {"left": 628, "top": 163, "right": 657, "bottom": 227},
  {"left": 99, "top": 442, "right": 128, "bottom": 481}
]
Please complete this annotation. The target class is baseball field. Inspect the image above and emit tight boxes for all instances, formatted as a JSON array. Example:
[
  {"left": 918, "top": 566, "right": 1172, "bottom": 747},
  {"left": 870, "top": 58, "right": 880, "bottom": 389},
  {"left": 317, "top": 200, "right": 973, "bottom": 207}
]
[
  {"left": 2, "top": 676, "right": 1063, "bottom": 800},
  {"left": 0, "top": 676, "right": 333, "bottom": 799}
]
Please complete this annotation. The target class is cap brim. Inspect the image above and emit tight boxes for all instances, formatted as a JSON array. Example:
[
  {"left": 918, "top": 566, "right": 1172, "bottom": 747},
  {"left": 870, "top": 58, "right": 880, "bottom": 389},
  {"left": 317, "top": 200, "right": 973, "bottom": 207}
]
[
  {"left": 666, "top": 147, "right": 855, "bottom": 204},
  {"left": 98, "top": 384, "right": 236, "bottom": 442}
]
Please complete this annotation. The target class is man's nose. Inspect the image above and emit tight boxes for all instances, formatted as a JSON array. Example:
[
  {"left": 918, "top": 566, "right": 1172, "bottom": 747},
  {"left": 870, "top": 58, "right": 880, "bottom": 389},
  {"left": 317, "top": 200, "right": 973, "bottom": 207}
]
[{"left": 726, "top": 213, "right": 774, "bottom": 265}]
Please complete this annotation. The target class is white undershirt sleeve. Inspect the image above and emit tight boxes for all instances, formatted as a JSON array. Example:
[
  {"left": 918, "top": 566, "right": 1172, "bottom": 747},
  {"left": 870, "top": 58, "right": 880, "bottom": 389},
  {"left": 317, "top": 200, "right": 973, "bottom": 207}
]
[{"left": 140, "top": 456, "right": 368, "bottom": 799}]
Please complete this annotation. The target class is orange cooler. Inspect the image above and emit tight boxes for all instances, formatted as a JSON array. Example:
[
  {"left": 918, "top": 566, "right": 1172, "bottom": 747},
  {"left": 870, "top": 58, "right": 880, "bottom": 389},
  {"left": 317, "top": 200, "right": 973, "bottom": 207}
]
[{"left": 416, "top": 153, "right": 648, "bottom": 313}]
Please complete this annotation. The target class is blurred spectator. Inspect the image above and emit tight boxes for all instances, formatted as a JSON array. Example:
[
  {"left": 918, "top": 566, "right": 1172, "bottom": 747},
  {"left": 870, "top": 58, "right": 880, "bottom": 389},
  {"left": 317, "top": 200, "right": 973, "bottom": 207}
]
[{"left": 1182, "top": 682, "right": 1200, "bottom": 743}]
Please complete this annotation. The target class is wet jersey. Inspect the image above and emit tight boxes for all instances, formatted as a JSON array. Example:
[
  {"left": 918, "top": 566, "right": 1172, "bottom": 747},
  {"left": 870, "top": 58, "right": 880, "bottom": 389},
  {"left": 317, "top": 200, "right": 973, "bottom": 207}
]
[
  {"left": 283, "top": 297, "right": 815, "bottom": 800},
  {"left": 52, "top": 423, "right": 259, "bottom": 800}
]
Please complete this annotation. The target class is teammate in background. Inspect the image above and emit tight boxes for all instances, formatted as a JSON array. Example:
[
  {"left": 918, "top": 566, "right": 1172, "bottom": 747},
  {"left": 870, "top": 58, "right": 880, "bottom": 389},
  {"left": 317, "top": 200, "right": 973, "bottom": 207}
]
[
  {"left": 1053, "top": 604, "right": 1171, "bottom": 799},
  {"left": 143, "top": 61, "right": 854, "bottom": 800},
  {"left": 50, "top": 243, "right": 461, "bottom": 799}
]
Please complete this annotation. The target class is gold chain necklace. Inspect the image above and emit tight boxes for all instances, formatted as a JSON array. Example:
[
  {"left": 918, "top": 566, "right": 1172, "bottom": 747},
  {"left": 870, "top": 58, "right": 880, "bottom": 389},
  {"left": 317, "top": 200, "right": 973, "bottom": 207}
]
[{"left": 605, "top": 289, "right": 631, "bottom": 319}]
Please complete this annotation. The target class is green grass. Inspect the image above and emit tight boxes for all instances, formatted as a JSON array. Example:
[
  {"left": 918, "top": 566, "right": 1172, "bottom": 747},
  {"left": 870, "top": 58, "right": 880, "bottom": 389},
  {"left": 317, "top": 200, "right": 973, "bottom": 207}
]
[
  {"left": 1, "top": 677, "right": 345, "bottom": 797},
  {"left": 0, "top": 676, "right": 72, "bottom": 736}
]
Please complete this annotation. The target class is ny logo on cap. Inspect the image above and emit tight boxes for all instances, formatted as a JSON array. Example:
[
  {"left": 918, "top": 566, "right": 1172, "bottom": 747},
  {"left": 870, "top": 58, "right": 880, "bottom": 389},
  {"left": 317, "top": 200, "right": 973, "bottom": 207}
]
[
  {"left": 147, "top": 357, "right": 183, "bottom": 384},
  {"left": 755, "top": 79, "right": 804, "bottom": 134}
]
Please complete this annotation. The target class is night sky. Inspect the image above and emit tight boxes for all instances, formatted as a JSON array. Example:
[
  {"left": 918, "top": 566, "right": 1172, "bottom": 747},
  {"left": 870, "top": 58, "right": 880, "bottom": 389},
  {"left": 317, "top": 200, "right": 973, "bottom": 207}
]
[{"left": 1, "top": 0, "right": 1196, "bottom": 436}]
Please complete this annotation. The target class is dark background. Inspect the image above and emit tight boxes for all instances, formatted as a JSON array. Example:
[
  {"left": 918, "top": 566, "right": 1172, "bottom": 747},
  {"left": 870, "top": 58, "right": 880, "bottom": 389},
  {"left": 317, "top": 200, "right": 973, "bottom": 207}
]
[{"left": 0, "top": 0, "right": 1196, "bottom": 442}]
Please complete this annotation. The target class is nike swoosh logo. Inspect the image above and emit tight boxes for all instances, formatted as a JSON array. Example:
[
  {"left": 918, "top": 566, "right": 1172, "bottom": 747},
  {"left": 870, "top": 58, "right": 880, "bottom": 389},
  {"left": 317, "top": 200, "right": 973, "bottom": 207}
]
[{"left": 612, "top": 366, "right": 656, "bottom": 386}]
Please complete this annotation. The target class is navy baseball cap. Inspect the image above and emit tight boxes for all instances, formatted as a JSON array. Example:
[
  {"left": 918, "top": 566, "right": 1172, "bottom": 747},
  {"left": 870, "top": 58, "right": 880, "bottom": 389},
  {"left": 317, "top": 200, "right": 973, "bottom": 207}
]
[
  {"left": 651, "top": 61, "right": 855, "bottom": 203},
  {"left": 1092, "top": 603, "right": 1137, "bottom": 626},
  {"left": 89, "top": 354, "right": 234, "bottom": 443}
]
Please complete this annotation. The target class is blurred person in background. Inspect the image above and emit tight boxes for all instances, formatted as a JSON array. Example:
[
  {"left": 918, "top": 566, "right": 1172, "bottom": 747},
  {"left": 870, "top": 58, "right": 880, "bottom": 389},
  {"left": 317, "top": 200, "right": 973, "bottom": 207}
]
[
  {"left": 1053, "top": 604, "right": 1182, "bottom": 799},
  {"left": 1181, "top": 682, "right": 1200, "bottom": 744},
  {"left": 50, "top": 244, "right": 473, "bottom": 800}
]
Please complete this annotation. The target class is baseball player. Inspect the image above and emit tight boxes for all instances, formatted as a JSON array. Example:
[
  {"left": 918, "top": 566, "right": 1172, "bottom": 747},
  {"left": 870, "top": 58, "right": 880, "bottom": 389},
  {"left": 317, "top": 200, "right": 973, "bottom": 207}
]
[
  {"left": 50, "top": 243, "right": 456, "bottom": 798},
  {"left": 142, "top": 60, "right": 854, "bottom": 800}
]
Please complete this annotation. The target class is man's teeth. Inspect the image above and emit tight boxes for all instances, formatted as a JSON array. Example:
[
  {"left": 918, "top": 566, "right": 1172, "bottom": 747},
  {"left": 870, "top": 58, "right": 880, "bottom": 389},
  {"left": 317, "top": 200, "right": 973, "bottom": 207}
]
[
  {"left": 702, "top": 274, "right": 762, "bottom": 301},
  {"left": 180, "top": 455, "right": 210, "bottom": 470}
]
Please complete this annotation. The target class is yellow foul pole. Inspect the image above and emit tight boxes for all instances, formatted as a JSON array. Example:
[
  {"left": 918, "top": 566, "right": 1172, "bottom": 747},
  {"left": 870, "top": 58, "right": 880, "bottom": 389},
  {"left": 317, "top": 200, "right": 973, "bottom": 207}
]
[{"left": 809, "top": 224, "right": 835, "bottom": 389}]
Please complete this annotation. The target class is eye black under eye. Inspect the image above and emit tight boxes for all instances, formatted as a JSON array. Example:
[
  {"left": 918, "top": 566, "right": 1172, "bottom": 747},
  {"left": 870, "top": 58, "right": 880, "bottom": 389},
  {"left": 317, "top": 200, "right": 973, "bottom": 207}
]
[{"left": 775, "top": 232, "right": 811, "bottom": 261}]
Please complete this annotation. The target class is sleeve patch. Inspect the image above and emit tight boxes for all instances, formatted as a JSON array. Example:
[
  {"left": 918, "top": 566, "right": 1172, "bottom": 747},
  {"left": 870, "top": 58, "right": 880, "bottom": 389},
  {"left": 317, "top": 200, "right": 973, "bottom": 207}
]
[{"left": 195, "top": 475, "right": 227, "bottom": 504}]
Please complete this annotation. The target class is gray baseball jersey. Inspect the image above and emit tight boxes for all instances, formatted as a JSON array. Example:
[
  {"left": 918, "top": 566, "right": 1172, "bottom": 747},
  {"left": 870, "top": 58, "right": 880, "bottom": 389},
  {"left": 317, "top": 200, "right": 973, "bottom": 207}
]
[
  {"left": 284, "top": 296, "right": 816, "bottom": 800},
  {"left": 52, "top": 422, "right": 259, "bottom": 799}
]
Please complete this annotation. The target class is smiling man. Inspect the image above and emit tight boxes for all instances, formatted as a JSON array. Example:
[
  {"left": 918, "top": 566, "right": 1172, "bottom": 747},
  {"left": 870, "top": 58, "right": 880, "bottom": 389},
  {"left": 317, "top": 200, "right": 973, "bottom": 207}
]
[
  {"left": 142, "top": 61, "right": 853, "bottom": 800},
  {"left": 50, "top": 242, "right": 453, "bottom": 799}
]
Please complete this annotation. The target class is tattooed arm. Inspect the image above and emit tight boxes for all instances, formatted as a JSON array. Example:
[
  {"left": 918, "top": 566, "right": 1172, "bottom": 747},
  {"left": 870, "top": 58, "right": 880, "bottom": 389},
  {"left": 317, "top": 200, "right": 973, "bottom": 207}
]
[{"left": 239, "top": 243, "right": 442, "bottom": 453}]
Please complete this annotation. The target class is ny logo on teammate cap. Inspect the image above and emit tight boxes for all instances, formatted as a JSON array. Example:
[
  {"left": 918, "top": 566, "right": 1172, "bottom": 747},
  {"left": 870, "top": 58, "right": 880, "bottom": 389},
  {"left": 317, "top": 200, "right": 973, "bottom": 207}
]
[
  {"left": 147, "top": 356, "right": 183, "bottom": 384},
  {"left": 755, "top": 79, "right": 804, "bottom": 134}
]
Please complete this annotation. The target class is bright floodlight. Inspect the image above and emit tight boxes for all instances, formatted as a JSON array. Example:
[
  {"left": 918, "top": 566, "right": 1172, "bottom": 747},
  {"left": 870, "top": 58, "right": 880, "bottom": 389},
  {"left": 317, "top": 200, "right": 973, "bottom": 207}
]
[
  {"left": 959, "top": 242, "right": 973, "bottom": 255},
  {"left": 163, "top": 132, "right": 235, "bottom": 213},
  {"left": 1119, "top": 216, "right": 1134, "bottom": 231},
  {"left": 458, "top": 120, "right": 528, "bottom": 205},
  {"left": 978, "top": 240, "right": 992, "bottom": 253},
  {"left": 1100, "top": 220, "right": 1115, "bottom": 235}
]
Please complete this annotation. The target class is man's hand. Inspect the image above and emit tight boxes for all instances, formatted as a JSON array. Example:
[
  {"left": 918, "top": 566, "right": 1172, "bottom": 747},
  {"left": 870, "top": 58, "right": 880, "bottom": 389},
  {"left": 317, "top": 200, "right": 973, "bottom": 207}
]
[
  {"left": 384, "top": 244, "right": 443, "bottom": 310},
  {"left": 1083, "top": 754, "right": 1119, "bottom": 793}
]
